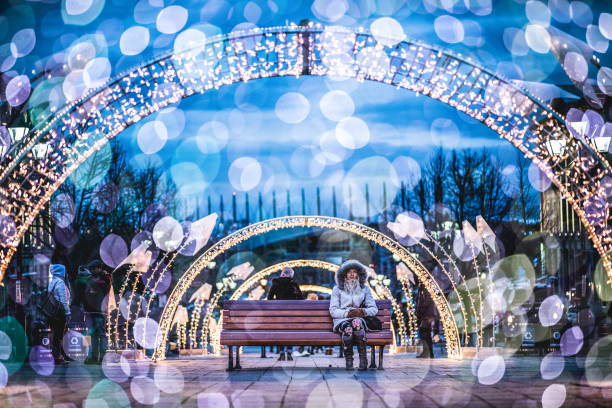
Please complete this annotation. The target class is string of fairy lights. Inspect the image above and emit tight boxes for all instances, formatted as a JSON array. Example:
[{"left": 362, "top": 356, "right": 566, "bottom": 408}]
[
  {"left": 423, "top": 231, "right": 476, "bottom": 347},
  {"left": 0, "top": 24, "right": 611, "bottom": 293},
  {"left": 107, "top": 215, "right": 499, "bottom": 357},
  {"left": 152, "top": 216, "right": 462, "bottom": 361}
]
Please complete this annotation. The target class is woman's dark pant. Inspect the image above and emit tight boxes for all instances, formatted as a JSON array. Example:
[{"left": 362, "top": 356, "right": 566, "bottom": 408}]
[
  {"left": 419, "top": 318, "right": 434, "bottom": 358},
  {"left": 50, "top": 315, "right": 67, "bottom": 361},
  {"left": 87, "top": 313, "right": 106, "bottom": 361}
]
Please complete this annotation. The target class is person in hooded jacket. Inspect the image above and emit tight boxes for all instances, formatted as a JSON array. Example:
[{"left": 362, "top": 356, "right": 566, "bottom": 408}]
[
  {"left": 329, "top": 259, "right": 378, "bottom": 371},
  {"left": 416, "top": 280, "right": 438, "bottom": 358},
  {"left": 79, "top": 260, "right": 111, "bottom": 364},
  {"left": 48, "top": 264, "right": 71, "bottom": 363},
  {"left": 267, "top": 267, "right": 303, "bottom": 360}
]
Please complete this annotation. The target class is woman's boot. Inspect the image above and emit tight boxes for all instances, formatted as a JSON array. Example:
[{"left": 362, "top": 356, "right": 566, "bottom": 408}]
[
  {"left": 354, "top": 329, "right": 368, "bottom": 371},
  {"left": 342, "top": 330, "right": 354, "bottom": 370},
  {"left": 344, "top": 345, "right": 354, "bottom": 370}
]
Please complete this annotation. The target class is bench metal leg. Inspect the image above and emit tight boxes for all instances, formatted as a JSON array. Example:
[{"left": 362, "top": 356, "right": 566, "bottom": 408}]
[
  {"left": 378, "top": 346, "right": 384, "bottom": 370},
  {"left": 369, "top": 345, "right": 377, "bottom": 369},
  {"left": 338, "top": 346, "right": 344, "bottom": 358},
  {"left": 260, "top": 346, "right": 266, "bottom": 358},
  {"left": 235, "top": 346, "right": 242, "bottom": 370},
  {"left": 226, "top": 346, "right": 234, "bottom": 371}
]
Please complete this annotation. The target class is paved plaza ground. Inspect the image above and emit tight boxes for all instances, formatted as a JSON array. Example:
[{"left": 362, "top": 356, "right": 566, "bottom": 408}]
[{"left": 0, "top": 349, "right": 609, "bottom": 407}]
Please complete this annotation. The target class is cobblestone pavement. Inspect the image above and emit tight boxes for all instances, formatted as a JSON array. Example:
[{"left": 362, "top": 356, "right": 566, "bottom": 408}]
[{"left": 0, "top": 349, "right": 609, "bottom": 407}]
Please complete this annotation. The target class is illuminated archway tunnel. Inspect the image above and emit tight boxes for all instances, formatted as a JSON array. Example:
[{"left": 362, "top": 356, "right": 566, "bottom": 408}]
[
  {"left": 0, "top": 25, "right": 611, "bottom": 289},
  {"left": 196, "top": 259, "right": 413, "bottom": 355},
  {"left": 151, "top": 216, "right": 461, "bottom": 360}
]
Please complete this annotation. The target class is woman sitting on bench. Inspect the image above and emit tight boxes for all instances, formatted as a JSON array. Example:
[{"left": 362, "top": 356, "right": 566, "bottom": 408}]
[
  {"left": 329, "top": 260, "right": 378, "bottom": 371},
  {"left": 267, "top": 267, "right": 304, "bottom": 361}
]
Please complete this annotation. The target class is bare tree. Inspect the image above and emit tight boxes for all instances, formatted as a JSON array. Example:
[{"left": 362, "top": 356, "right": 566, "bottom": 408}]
[
  {"left": 447, "top": 150, "right": 477, "bottom": 223},
  {"left": 511, "top": 149, "right": 539, "bottom": 225},
  {"left": 472, "top": 150, "right": 513, "bottom": 221}
]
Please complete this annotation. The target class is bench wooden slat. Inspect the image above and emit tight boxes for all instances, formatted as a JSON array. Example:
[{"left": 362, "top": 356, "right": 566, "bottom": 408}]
[
  {"left": 226, "top": 309, "right": 390, "bottom": 317},
  {"left": 223, "top": 315, "right": 391, "bottom": 324},
  {"left": 219, "top": 300, "right": 394, "bottom": 349},
  {"left": 220, "top": 330, "right": 393, "bottom": 346},
  {"left": 222, "top": 322, "right": 392, "bottom": 330},
  {"left": 222, "top": 299, "right": 391, "bottom": 310}
]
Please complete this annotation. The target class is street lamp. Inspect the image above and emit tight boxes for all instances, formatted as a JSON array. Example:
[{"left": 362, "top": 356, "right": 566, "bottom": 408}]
[
  {"left": 32, "top": 143, "right": 49, "bottom": 160},
  {"left": 592, "top": 123, "right": 612, "bottom": 153},
  {"left": 592, "top": 136, "right": 611, "bottom": 153},
  {"left": 544, "top": 139, "right": 567, "bottom": 156},
  {"left": 8, "top": 127, "right": 28, "bottom": 143}
]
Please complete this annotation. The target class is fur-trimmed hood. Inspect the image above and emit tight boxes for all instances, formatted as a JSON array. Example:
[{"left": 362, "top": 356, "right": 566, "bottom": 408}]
[{"left": 334, "top": 259, "right": 367, "bottom": 290}]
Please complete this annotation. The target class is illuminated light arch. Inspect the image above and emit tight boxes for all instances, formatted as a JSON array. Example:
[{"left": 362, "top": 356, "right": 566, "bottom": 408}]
[
  {"left": 152, "top": 216, "right": 462, "bottom": 360},
  {"left": 199, "top": 259, "right": 409, "bottom": 353},
  {"left": 1, "top": 27, "right": 611, "bottom": 303}
]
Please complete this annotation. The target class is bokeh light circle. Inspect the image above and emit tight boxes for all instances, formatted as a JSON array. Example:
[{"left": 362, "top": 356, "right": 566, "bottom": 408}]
[
  {"left": 133, "top": 317, "right": 163, "bottom": 349},
  {"left": 541, "top": 383, "right": 566, "bottom": 408},
  {"left": 28, "top": 346, "right": 54, "bottom": 376},
  {"left": 156, "top": 6, "right": 188, "bottom": 35},
  {"left": 540, "top": 352, "right": 564, "bottom": 379},
  {"left": 138, "top": 120, "right": 168, "bottom": 154},
  {"left": 538, "top": 295, "right": 564, "bottom": 327},
  {"left": 100, "top": 233, "right": 128, "bottom": 268},
  {"left": 154, "top": 364, "right": 184, "bottom": 394},
  {"left": 434, "top": 15, "right": 465, "bottom": 43},
  {"left": 275, "top": 92, "right": 310, "bottom": 124},
  {"left": 131, "top": 376, "right": 160, "bottom": 405},
  {"left": 336, "top": 117, "right": 370, "bottom": 149},
  {"left": 10, "top": 28, "right": 36, "bottom": 58},
  {"left": 370, "top": 17, "right": 405, "bottom": 47},
  {"left": 319, "top": 90, "right": 354, "bottom": 121},
  {"left": 120, "top": 26, "right": 150, "bottom": 56},
  {"left": 477, "top": 355, "right": 505, "bottom": 385},
  {"left": 525, "top": 24, "right": 551, "bottom": 53},
  {"left": 6, "top": 75, "right": 31, "bottom": 107},
  {"left": 153, "top": 216, "right": 183, "bottom": 252},
  {"left": 228, "top": 156, "right": 262, "bottom": 191}
]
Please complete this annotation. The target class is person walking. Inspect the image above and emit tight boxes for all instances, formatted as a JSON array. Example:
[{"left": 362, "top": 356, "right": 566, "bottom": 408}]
[
  {"left": 81, "top": 260, "right": 111, "bottom": 363},
  {"left": 267, "top": 267, "right": 304, "bottom": 361},
  {"left": 329, "top": 260, "right": 378, "bottom": 371},
  {"left": 416, "top": 280, "right": 437, "bottom": 358},
  {"left": 48, "top": 264, "right": 71, "bottom": 364}
]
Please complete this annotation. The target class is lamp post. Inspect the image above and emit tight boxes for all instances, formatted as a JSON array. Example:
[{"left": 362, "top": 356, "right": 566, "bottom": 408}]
[
  {"left": 592, "top": 136, "right": 611, "bottom": 153},
  {"left": 8, "top": 127, "right": 28, "bottom": 143},
  {"left": 544, "top": 139, "right": 567, "bottom": 156}
]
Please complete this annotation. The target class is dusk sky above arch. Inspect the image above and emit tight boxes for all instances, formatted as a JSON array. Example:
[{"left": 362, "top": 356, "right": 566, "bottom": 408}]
[{"left": 2, "top": 0, "right": 611, "bottom": 220}]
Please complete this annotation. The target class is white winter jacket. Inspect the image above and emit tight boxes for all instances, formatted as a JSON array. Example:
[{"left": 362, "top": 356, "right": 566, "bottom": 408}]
[{"left": 329, "top": 285, "right": 378, "bottom": 330}]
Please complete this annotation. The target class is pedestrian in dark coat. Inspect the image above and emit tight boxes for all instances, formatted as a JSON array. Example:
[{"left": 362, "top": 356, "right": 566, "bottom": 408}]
[
  {"left": 267, "top": 267, "right": 303, "bottom": 360},
  {"left": 81, "top": 260, "right": 111, "bottom": 363},
  {"left": 48, "top": 264, "right": 71, "bottom": 363},
  {"left": 268, "top": 268, "right": 304, "bottom": 300},
  {"left": 416, "top": 280, "right": 438, "bottom": 358}
]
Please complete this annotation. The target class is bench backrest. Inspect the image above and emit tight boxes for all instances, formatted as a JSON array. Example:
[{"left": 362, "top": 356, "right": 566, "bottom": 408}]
[{"left": 222, "top": 300, "right": 392, "bottom": 331}]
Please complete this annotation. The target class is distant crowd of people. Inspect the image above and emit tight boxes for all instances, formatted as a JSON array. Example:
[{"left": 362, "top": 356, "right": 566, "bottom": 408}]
[
  {"left": 40, "top": 260, "right": 111, "bottom": 364},
  {"left": 39, "top": 258, "right": 438, "bottom": 366}
]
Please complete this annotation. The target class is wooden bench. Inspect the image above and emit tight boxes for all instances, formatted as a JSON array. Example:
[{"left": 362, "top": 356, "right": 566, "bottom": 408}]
[{"left": 220, "top": 299, "right": 393, "bottom": 371}]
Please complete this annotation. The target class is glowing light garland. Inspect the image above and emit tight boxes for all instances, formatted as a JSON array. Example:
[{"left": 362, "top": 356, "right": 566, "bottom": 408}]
[
  {"left": 152, "top": 216, "right": 462, "bottom": 361},
  {"left": 0, "top": 25, "right": 610, "bottom": 290},
  {"left": 419, "top": 232, "right": 475, "bottom": 346}
]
